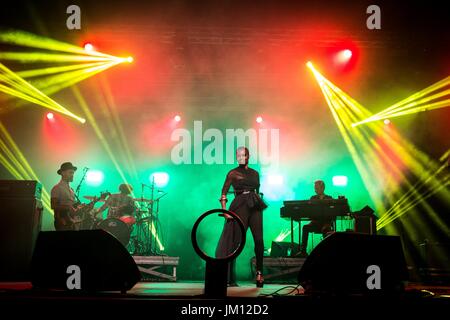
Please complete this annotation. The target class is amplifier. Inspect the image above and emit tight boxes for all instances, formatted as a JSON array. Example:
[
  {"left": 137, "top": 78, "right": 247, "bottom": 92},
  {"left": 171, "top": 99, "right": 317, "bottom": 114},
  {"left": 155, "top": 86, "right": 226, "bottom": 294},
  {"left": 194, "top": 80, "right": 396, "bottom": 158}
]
[
  {"left": 0, "top": 180, "right": 42, "bottom": 199},
  {"left": 0, "top": 179, "right": 43, "bottom": 280}
]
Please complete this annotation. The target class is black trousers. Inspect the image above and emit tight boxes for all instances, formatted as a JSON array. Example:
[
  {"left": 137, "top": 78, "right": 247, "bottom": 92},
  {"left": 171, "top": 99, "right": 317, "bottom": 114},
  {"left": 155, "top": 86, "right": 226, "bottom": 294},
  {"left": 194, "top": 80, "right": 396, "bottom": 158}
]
[
  {"left": 301, "top": 220, "right": 333, "bottom": 251},
  {"left": 216, "top": 197, "right": 264, "bottom": 283}
]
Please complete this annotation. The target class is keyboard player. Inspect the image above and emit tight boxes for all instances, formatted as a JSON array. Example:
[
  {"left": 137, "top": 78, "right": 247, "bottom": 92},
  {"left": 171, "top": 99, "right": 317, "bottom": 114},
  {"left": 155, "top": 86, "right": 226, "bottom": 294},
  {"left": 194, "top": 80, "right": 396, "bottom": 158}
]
[{"left": 298, "top": 180, "right": 333, "bottom": 257}]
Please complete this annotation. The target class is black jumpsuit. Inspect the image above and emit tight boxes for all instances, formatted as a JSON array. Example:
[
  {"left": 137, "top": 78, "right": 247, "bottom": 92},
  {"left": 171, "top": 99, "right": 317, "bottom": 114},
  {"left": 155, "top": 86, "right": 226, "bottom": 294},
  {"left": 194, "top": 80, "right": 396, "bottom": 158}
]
[{"left": 215, "top": 165, "right": 266, "bottom": 282}]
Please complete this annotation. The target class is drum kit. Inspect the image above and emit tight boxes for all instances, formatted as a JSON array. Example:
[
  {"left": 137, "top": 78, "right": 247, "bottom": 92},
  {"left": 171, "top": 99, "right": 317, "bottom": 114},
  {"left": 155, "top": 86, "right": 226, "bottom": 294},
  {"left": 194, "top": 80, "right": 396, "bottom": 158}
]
[{"left": 81, "top": 182, "right": 166, "bottom": 256}]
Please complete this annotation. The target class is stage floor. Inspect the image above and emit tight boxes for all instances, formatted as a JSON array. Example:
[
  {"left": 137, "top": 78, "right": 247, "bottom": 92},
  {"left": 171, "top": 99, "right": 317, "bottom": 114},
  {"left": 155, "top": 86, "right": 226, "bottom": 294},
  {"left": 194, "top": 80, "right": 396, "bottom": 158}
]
[
  {"left": 1, "top": 281, "right": 449, "bottom": 317},
  {"left": 0, "top": 281, "right": 303, "bottom": 297}
]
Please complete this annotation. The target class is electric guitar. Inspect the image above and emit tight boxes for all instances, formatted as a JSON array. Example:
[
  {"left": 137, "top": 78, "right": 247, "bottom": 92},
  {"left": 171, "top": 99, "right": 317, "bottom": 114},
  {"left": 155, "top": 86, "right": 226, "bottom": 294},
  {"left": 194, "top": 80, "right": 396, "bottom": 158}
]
[{"left": 56, "top": 192, "right": 110, "bottom": 230}]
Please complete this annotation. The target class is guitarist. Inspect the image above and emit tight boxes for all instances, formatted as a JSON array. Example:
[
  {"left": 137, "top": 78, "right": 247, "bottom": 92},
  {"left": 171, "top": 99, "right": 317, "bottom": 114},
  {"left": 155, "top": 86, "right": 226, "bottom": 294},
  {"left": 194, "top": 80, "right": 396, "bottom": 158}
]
[{"left": 51, "top": 162, "right": 78, "bottom": 230}]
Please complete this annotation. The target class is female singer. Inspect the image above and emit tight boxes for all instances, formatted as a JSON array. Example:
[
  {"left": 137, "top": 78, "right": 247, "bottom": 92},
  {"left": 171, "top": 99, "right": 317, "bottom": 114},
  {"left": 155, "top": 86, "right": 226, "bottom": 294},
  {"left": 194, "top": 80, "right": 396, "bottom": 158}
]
[{"left": 216, "top": 147, "right": 267, "bottom": 287}]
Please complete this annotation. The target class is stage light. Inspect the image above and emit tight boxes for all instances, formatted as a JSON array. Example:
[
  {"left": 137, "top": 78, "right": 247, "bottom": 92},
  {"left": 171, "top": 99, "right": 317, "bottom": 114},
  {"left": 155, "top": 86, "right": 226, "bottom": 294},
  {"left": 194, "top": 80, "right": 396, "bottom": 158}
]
[
  {"left": 307, "top": 61, "right": 450, "bottom": 235},
  {"left": 335, "top": 49, "right": 353, "bottom": 65},
  {"left": 174, "top": 115, "right": 181, "bottom": 122},
  {"left": 267, "top": 174, "right": 284, "bottom": 185},
  {"left": 84, "top": 43, "right": 94, "bottom": 52},
  {"left": 46, "top": 112, "right": 54, "bottom": 120},
  {"left": 127, "top": 56, "right": 133, "bottom": 63},
  {"left": 256, "top": 116, "right": 263, "bottom": 123},
  {"left": 332, "top": 175, "right": 348, "bottom": 187},
  {"left": 306, "top": 61, "right": 313, "bottom": 69},
  {"left": 384, "top": 119, "right": 391, "bottom": 125},
  {"left": 343, "top": 49, "right": 352, "bottom": 59},
  {"left": 86, "top": 170, "right": 104, "bottom": 187},
  {"left": 150, "top": 172, "right": 169, "bottom": 187}
]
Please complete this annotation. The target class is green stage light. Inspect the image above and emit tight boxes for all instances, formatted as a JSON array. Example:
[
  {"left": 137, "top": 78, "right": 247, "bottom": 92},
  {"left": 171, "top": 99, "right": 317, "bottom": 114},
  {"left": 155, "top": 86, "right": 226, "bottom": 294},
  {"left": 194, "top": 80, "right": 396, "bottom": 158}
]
[
  {"left": 86, "top": 170, "right": 105, "bottom": 187},
  {"left": 150, "top": 172, "right": 169, "bottom": 188},
  {"left": 332, "top": 175, "right": 348, "bottom": 187},
  {"left": 267, "top": 174, "right": 284, "bottom": 185}
]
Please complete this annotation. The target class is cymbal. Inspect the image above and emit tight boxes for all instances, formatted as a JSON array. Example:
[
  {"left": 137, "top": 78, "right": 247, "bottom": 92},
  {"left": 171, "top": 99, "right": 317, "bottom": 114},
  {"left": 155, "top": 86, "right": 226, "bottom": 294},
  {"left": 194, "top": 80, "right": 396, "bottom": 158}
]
[
  {"left": 83, "top": 195, "right": 106, "bottom": 202},
  {"left": 133, "top": 198, "right": 153, "bottom": 203}
]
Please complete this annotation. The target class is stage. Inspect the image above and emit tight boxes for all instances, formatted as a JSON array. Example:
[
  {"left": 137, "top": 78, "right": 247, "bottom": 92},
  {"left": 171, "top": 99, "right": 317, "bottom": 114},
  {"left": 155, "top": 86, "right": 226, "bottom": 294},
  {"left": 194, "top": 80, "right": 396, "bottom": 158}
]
[
  {"left": 1, "top": 281, "right": 449, "bottom": 317},
  {"left": 0, "top": 1, "right": 449, "bottom": 317}
]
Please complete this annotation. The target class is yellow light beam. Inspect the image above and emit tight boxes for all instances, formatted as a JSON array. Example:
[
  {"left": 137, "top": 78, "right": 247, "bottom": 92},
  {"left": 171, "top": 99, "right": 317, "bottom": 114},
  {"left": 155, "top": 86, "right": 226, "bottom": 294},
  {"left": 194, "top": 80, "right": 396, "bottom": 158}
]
[
  {"left": 377, "top": 176, "right": 450, "bottom": 229},
  {"left": 376, "top": 76, "right": 450, "bottom": 117},
  {"left": 0, "top": 62, "right": 85, "bottom": 122},
  {"left": 16, "top": 62, "right": 107, "bottom": 78},
  {"left": 39, "top": 61, "right": 120, "bottom": 96},
  {"left": 0, "top": 52, "right": 116, "bottom": 63},
  {"left": 1, "top": 62, "right": 120, "bottom": 115},
  {"left": 0, "top": 30, "right": 121, "bottom": 59},
  {"left": 353, "top": 76, "right": 450, "bottom": 126},
  {"left": 71, "top": 85, "right": 134, "bottom": 188},
  {"left": 375, "top": 99, "right": 450, "bottom": 120},
  {"left": 0, "top": 121, "right": 52, "bottom": 212},
  {"left": 307, "top": 62, "right": 448, "bottom": 233},
  {"left": 98, "top": 75, "right": 139, "bottom": 183},
  {"left": 378, "top": 89, "right": 450, "bottom": 117},
  {"left": 29, "top": 61, "right": 120, "bottom": 92}
]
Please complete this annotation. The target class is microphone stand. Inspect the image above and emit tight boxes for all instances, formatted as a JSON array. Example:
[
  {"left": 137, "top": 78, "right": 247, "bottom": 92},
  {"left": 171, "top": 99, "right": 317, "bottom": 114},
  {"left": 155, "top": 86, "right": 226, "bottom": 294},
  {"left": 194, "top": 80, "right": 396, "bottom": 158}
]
[
  {"left": 149, "top": 177, "right": 155, "bottom": 255},
  {"left": 138, "top": 180, "right": 167, "bottom": 256},
  {"left": 75, "top": 168, "right": 89, "bottom": 204},
  {"left": 139, "top": 180, "right": 156, "bottom": 255}
]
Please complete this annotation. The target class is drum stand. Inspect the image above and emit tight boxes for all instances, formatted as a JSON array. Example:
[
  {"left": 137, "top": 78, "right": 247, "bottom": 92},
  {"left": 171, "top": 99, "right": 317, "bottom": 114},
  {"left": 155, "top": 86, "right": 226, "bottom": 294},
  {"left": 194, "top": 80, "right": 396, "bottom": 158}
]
[{"left": 131, "top": 179, "right": 167, "bottom": 256}]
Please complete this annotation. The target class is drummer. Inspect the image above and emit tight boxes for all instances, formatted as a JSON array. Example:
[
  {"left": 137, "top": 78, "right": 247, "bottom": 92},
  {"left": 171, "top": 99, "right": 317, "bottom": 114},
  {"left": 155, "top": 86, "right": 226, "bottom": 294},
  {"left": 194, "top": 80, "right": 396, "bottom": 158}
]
[{"left": 96, "top": 183, "right": 135, "bottom": 219}]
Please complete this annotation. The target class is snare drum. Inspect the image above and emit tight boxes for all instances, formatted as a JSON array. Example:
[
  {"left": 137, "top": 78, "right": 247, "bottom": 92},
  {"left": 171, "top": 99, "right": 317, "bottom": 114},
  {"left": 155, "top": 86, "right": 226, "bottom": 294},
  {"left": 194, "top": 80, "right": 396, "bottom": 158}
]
[
  {"left": 96, "top": 218, "right": 130, "bottom": 246},
  {"left": 119, "top": 215, "right": 136, "bottom": 227}
]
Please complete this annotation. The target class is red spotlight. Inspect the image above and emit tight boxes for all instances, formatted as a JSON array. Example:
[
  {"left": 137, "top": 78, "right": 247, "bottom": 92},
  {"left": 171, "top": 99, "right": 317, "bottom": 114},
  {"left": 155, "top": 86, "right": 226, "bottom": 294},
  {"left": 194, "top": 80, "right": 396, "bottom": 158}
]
[
  {"left": 46, "top": 112, "right": 54, "bottom": 120},
  {"left": 343, "top": 49, "right": 352, "bottom": 59},
  {"left": 336, "top": 49, "right": 353, "bottom": 64},
  {"left": 256, "top": 116, "right": 263, "bottom": 123},
  {"left": 174, "top": 115, "right": 181, "bottom": 122},
  {"left": 84, "top": 43, "right": 94, "bottom": 52}
]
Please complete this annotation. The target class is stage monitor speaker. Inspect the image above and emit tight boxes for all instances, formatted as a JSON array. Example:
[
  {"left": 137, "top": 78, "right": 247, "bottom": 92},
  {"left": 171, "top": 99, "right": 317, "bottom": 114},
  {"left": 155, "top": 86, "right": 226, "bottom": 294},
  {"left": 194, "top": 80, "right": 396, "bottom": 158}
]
[
  {"left": 354, "top": 206, "right": 377, "bottom": 235},
  {"left": 270, "top": 241, "right": 299, "bottom": 257},
  {"left": 0, "top": 180, "right": 43, "bottom": 281},
  {"left": 31, "top": 230, "right": 141, "bottom": 292},
  {"left": 298, "top": 232, "right": 408, "bottom": 294}
]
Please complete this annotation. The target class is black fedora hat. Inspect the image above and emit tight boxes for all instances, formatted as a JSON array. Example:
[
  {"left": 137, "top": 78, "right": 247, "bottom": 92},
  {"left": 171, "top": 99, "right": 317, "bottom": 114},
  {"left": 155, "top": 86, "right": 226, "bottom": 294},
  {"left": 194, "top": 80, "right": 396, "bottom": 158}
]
[{"left": 57, "top": 162, "right": 77, "bottom": 175}]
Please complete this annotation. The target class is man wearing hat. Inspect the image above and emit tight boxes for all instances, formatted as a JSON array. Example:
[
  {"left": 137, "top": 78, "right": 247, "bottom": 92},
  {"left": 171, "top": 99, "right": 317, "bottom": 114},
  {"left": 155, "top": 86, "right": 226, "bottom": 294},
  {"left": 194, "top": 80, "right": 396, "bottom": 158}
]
[{"left": 51, "top": 162, "right": 77, "bottom": 230}]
